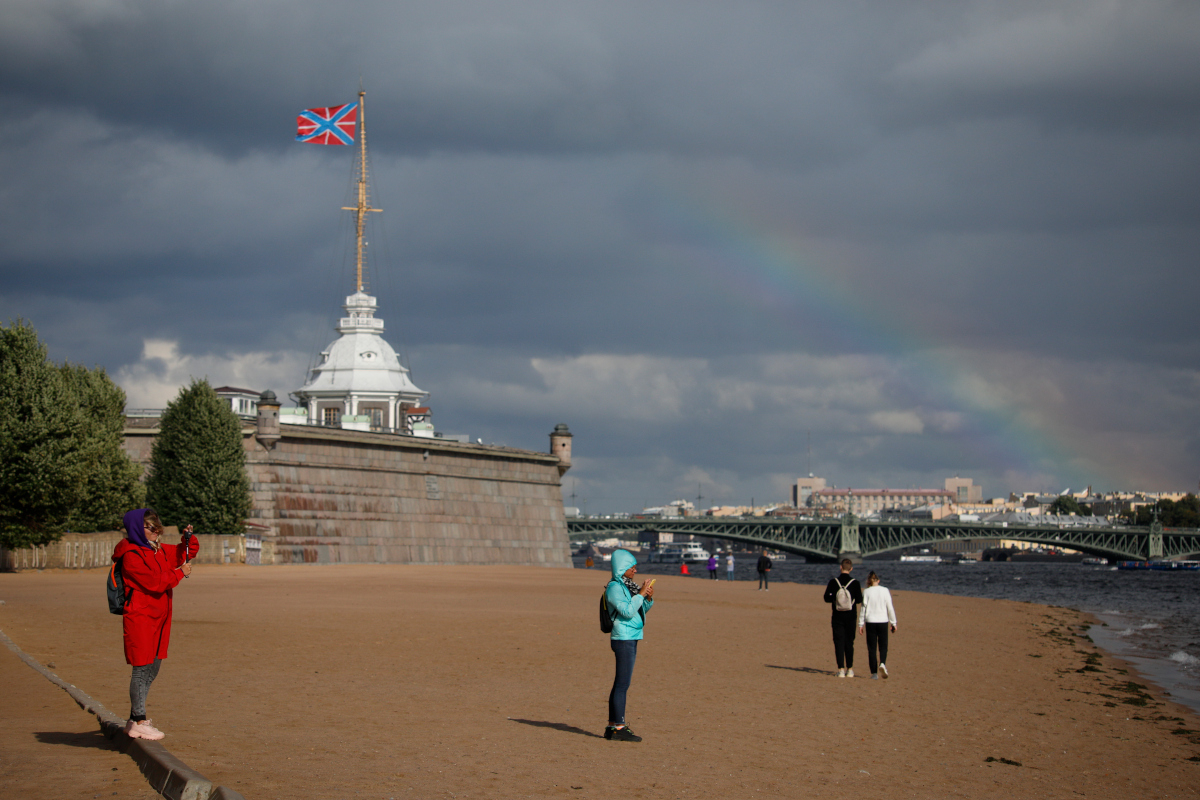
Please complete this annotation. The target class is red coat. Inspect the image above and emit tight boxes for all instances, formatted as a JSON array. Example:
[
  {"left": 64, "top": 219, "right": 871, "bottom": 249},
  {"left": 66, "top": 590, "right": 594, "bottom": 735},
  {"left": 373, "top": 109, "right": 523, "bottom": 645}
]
[{"left": 112, "top": 537, "right": 198, "bottom": 666}]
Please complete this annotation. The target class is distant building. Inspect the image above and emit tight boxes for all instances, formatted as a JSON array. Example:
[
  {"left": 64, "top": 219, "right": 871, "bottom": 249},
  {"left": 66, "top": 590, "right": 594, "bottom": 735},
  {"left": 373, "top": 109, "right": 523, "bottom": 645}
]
[
  {"left": 214, "top": 386, "right": 261, "bottom": 418},
  {"left": 293, "top": 290, "right": 429, "bottom": 433},
  {"left": 793, "top": 475, "right": 827, "bottom": 508},
  {"left": 944, "top": 477, "right": 982, "bottom": 503},
  {"left": 793, "top": 475, "right": 982, "bottom": 516}
]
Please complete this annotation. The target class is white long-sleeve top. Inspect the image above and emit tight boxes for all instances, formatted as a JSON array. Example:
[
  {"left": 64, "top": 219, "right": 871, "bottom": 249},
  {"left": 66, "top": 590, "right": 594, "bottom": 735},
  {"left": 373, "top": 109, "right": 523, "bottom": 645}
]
[{"left": 858, "top": 585, "right": 897, "bottom": 626}]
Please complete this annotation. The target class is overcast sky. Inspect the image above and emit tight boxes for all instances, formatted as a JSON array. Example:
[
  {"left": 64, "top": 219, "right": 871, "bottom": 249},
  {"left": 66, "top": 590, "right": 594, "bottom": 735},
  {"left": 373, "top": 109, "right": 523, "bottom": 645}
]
[{"left": 2, "top": 0, "right": 1198, "bottom": 512}]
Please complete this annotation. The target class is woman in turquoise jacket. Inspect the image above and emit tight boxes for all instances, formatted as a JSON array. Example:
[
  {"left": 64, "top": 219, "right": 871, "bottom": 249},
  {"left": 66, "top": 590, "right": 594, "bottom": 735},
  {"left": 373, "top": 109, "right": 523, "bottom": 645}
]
[{"left": 604, "top": 549, "right": 655, "bottom": 741}]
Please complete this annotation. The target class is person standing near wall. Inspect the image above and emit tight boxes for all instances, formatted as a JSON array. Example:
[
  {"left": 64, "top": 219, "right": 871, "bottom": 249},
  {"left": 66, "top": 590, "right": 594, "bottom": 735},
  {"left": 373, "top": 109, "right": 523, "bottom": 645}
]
[
  {"left": 823, "top": 559, "right": 863, "bottom": 678},
  {"left": 112, "top": 508, "right": 198, "bottom": 740},
  {"left": 604, "top": 549, "right": 655, "bottom": 742}
]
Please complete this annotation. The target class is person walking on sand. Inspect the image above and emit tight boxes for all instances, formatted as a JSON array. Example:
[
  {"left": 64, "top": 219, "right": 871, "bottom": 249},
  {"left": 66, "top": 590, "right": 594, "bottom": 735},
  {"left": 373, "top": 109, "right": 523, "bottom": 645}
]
[
  {"left": 726, "top": 552, "right": 735, "bottom": 581},
  {"left": 823, "top": 558, "right": 862, "bottom": 678},
  {"left": 858, "top": 571, "right": 897, "bottom": 680},
  {"left": 707, "top": 554, "right": 718, "bottom": 580},
  {"left": 757, "top": 551, "right": 773, "bottom": 590},
  {"left": 112, "top": 508, "right": 198, "bottom": 740},
  {"left": 604, "top": 549, "right": 655, "bottom": 742}
]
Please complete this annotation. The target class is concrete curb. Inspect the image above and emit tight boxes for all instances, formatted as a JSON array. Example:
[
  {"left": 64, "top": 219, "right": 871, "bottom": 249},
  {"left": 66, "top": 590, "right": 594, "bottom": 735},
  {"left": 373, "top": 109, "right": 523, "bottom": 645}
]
[{"left": 0, "top": 628, "right": 245, "bottom": 800}]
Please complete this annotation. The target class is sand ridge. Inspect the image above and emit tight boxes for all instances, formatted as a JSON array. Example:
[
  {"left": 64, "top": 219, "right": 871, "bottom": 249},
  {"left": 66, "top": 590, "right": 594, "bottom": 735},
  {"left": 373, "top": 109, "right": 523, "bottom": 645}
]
[{"left": 1, "top": 564, "right": 1198, "bottom": 799}]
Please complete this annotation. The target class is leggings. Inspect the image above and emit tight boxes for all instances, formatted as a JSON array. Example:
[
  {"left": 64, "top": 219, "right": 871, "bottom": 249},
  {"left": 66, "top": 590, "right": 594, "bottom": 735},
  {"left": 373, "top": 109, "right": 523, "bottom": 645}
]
[
  {"left": 608, "top": 639, "right": 638, "bottom": 725},
  {"left": 831, "top": 612, "right": 857, "bottom": 669},
  {"left": 129, "top": 659, "right": 162, "bottom": 721},
  {"left": 865, "top": 622, "right": 890, "bottom": 675}
]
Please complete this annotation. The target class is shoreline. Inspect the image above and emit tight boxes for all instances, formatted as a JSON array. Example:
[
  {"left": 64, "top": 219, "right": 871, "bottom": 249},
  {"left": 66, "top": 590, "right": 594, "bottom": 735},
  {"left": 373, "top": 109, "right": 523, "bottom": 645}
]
[{"left": 3, "top": 564, "right": 1200, "bottom": 799}]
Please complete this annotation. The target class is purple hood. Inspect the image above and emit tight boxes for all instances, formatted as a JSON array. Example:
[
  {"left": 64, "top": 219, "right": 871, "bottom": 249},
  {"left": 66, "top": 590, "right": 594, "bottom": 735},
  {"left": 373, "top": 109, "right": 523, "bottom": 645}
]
[{"left": 122, "top": 508, "right": 153, "bottom": 550}]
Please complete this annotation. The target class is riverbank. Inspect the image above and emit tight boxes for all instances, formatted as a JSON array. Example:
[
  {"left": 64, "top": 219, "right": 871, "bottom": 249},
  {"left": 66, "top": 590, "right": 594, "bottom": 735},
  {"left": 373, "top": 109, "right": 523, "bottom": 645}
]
[{"left": 2, "top": 564, "right": 1198, "bottom": 798}]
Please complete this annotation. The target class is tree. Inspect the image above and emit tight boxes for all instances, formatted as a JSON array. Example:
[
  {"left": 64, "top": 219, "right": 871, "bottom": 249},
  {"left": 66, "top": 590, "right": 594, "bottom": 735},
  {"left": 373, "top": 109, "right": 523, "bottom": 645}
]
[
  {"left": 146, "top": 379, "right": 250, "bottom": 535},
  {"left": 0, "top": 320, "right": 90, "bottom": 548},
  {"left": 1048, "top": 495, "right": 1089, "bottom": 517},
  {"left": 60, "top": 363, "right": 146, "bottom": 533},
  {"left": 1135, "top": 495, "right": 1200, "bottom": 528}
]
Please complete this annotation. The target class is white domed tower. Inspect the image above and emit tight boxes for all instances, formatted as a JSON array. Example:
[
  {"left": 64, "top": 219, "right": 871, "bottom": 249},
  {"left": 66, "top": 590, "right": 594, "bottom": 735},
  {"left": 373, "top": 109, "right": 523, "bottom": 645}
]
[
  {"left": 293, "top": 89, "right": 429, "bottom": 434},
  {"left": 295, "top": 290, "right": 427, "bottom": 432}
]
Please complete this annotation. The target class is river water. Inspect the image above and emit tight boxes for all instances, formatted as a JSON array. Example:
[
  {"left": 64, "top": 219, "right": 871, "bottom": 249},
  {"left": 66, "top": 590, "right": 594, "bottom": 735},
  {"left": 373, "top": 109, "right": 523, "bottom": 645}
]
[{"left": 576, "top": 555, "right": 1200, "bottom": 714}]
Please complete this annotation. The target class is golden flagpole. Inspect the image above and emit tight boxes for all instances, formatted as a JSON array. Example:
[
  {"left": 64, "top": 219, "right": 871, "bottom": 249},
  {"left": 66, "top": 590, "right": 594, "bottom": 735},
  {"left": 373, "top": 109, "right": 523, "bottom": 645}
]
[{"left": 342, "top": 88, "right": 380, "bottom": 293}]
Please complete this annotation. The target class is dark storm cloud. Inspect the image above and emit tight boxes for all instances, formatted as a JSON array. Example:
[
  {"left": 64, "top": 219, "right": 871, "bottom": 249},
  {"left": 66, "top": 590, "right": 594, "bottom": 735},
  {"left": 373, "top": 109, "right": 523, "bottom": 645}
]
[{"left": 1, "top": 0, "right": 1198, "bottom": 510}]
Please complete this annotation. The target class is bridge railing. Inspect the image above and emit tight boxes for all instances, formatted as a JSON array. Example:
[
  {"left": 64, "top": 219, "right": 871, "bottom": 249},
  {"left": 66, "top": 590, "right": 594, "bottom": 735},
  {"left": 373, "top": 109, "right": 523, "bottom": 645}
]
[{"left": 565, "top": 516, "right": 1200, "bottom": 561}]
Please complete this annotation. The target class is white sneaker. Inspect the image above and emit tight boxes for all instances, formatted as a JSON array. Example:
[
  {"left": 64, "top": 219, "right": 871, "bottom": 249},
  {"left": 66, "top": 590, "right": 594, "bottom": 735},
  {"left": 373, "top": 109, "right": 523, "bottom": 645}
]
[
  {"left": 837, "top": 668, "right": 846, "bottom": 678},
  {"left": 846, "top": 669, "right": 855, "bottom": 678},
  {"left": 880, "top": 663, "right": 888, "bottom": 679}
]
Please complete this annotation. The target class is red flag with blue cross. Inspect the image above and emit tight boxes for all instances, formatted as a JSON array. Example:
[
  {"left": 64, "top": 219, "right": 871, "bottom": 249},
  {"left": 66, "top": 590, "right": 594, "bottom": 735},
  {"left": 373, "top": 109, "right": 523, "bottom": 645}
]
[{"left": 296, "top": 103, "right": 358, "bottom": 145}]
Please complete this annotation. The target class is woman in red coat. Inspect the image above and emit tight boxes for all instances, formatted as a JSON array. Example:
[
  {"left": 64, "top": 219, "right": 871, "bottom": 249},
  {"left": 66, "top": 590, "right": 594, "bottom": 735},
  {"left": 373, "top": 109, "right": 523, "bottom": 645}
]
[{"left": 112, "top": 508, "right": 197, "bottom": 740}]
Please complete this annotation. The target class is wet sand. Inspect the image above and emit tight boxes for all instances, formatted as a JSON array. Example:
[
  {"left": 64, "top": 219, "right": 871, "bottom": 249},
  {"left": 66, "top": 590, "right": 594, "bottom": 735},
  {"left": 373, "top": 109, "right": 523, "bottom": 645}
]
[{"left": 2, "top": 564, "right": 1199, "bottom": 799}]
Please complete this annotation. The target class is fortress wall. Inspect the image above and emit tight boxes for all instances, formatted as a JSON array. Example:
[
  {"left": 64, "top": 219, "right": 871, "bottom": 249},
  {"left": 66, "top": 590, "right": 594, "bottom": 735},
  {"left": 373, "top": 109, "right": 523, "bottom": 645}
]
[{"left": 123, "top": 423, "right": 572, "bottom": 567}]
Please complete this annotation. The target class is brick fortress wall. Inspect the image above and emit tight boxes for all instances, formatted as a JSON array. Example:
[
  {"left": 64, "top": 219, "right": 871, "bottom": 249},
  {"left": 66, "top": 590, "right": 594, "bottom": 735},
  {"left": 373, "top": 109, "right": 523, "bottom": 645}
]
[{"left": 122, "top": 419, "right": 573, "bottom": 567}]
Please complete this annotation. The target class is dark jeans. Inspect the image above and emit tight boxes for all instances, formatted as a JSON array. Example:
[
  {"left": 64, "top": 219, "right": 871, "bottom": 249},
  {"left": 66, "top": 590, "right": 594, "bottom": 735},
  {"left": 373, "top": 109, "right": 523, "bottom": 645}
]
[
  {"left": 831, "top": 611, "right": 857, "bottom": 669},
  {"left": 865, "top": 622, "right": 890, "bottom": 674},
  {"left": 758, "top": 570, "right": 769, "bottom": 589},
  {"left": 708, "top": 568, "right": 718, "bottom": 580},
  {"left": 608, "top": 639, "right": 639, "bottom": 725}
]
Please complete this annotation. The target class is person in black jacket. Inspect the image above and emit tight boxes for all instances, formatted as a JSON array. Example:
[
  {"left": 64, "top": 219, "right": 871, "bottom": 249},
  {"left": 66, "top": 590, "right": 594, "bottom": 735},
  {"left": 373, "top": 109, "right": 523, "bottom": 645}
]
[
  {"left": 756, "top": 551, "right": 773, "bottom": 590},
  {"left": 823, "top": 559, "right": 863, "bottom": 677}
]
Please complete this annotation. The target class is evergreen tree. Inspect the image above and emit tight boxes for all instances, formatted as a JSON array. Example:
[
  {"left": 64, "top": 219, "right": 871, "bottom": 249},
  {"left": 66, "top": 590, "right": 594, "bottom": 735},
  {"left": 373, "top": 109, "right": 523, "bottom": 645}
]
[
  {"left": 146, "top": 379, "right": 251, "bottom": 535},
  {"left": 0, "top": 320, "right": 90, "bottom": 548},
  {"left": 60, "top": 363, "right": 146, "bottom": 533}
]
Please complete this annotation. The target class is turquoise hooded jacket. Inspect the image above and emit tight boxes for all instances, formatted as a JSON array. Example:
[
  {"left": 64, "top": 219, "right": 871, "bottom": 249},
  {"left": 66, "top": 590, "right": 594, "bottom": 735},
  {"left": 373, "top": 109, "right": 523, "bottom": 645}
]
[{"left": 605, "top": 549, "right": 654, "bottom": 640}]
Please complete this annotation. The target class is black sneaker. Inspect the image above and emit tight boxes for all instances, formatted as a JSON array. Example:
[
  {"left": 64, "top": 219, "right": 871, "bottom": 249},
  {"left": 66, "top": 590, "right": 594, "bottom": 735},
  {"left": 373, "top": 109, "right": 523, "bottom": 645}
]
[{"left": 605, "top": 726, "right": 642, "bottom": 742}]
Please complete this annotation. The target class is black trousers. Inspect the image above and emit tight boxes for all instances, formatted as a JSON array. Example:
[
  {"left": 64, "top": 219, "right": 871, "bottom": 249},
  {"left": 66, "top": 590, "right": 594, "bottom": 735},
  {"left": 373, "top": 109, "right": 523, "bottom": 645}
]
[
  {"left": 831, "top": 611, "right": 857, "bottom": 669},
  {"left": 865, "top": 622, "right": 890, "bottom": 674}
]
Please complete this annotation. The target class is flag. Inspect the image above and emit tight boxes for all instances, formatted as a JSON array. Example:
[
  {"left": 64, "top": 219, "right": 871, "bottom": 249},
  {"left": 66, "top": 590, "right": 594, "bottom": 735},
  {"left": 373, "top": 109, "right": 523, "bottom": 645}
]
[{"left": 296, "top": 102, "right": 358, "bottom": 145}]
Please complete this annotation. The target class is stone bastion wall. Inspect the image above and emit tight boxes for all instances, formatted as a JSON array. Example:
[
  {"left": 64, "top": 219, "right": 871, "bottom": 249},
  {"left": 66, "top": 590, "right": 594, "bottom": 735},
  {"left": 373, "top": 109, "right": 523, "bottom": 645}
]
[{"left": 121, "top": 421, "right": 573, "bottom": 567}]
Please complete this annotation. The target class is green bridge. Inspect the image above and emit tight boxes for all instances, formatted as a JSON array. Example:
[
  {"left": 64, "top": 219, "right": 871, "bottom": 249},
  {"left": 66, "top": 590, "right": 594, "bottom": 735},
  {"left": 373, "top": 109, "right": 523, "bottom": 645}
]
[{"left": 566, "top": 516, "right": 1200, "bottom": 562}]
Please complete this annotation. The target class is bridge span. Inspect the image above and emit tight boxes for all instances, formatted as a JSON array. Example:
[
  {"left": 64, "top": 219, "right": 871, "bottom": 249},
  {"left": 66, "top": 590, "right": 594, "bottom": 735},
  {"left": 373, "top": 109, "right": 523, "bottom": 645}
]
[{"left": 566, "top": 516, "right": 1200, "bottom": 562}]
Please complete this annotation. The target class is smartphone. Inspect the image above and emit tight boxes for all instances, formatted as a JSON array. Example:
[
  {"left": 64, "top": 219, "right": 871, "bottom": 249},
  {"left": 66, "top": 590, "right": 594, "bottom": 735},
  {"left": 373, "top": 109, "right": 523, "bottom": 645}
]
[{"left": 648, "top": 579, "right": 656, "bottom": 587}]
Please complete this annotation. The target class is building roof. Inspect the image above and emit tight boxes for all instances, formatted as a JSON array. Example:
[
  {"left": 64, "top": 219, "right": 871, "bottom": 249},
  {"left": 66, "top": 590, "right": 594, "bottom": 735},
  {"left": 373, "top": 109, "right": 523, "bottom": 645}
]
[{"left": 296, "top": 291, "right": 427, "bottom": 402}]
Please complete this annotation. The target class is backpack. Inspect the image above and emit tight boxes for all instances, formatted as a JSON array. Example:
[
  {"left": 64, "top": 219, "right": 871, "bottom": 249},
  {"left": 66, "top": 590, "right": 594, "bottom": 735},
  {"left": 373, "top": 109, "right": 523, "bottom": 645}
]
[
  {"left": 107, "top": 561, "right": 129, "bottom": 615},
  {"left": 599, "top": 582, "right": 616, "bottom": 633},
  {"left": 833, "top": 576, "right": 856, "bottom": 612}
]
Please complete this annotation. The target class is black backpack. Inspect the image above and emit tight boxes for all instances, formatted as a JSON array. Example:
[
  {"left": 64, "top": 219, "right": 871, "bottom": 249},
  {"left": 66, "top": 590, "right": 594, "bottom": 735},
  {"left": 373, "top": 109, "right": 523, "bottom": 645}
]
[
  {"left": 599, "top": 581, "right": 616, "bottom": 633},
  {"left": 107, "top": 560, "right": 129, "bottom": 615}
]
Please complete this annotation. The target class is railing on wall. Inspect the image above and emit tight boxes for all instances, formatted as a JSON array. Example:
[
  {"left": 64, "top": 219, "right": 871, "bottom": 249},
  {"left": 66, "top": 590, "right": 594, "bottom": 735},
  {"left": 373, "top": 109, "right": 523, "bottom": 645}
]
[{"left": 0, "top": 529, "right": 252, "bottom": 571}]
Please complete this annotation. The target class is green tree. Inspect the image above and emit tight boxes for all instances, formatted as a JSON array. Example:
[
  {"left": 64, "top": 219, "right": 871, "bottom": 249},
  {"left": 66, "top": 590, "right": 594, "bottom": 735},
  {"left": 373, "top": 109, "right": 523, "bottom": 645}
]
[
  {"left": 1135, "top": 495, "right": 1200, "bottom": 528},
  {"left": 60, "top": 363, "right": 146, "bottom": 533},
  {"left": 1048, "top": 495, "right": 1090, "bottom": 517},
  {"left": 0, "top": 320, "right": 90, "bottom": 548},
  {"left": 146, "top": 379, "right": 250, "bottom": 535}
]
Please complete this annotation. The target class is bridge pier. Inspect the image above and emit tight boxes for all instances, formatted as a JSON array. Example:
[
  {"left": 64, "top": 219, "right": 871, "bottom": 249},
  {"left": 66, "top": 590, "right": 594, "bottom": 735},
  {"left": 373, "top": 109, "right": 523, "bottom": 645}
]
[{"left": 839, "top": 515, "right": 861, "bottom": 564}]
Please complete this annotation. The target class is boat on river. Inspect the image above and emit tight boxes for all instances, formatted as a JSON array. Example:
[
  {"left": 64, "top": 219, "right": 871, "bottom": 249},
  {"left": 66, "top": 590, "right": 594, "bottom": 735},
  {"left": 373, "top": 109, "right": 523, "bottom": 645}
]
[
  {"left": 1116, "top": 560, "right": 1200, "bottom": 571},
  {"left": 649, "top": 542, "right": 711, "bottom": 563}
]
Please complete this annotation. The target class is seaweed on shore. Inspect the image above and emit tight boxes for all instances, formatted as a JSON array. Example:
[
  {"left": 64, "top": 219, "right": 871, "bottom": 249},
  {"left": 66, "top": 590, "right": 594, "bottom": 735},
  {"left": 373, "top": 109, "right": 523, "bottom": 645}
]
[
  {"left": 985, "top": 757, "right": 1022, "bottom": 767},
  {"left": 1110, "top": 681, "right": 1157, "bottom": 707}
]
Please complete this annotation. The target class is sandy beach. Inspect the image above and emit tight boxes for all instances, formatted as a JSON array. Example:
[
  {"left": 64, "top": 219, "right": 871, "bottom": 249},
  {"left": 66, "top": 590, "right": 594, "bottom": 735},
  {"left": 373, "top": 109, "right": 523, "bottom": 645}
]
[{"left": 2, "top": 563, "right": 1198, "bottom": 799}]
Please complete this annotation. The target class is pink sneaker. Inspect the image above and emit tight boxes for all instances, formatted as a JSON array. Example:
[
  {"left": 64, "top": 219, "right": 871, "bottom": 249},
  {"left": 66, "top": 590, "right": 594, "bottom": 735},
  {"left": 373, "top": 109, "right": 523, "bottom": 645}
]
[{"left": 124, "top": 719, "right": 165, "bottom": 740}]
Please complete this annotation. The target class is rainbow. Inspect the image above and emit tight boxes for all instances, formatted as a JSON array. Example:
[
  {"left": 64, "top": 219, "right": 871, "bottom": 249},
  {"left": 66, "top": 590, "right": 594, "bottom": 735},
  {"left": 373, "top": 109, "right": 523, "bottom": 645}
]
[{"left": 649, "top": 187, "right": 1113, "bottom": 491}]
